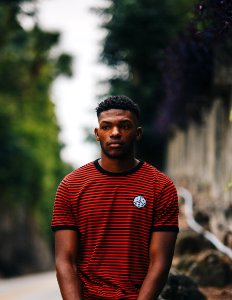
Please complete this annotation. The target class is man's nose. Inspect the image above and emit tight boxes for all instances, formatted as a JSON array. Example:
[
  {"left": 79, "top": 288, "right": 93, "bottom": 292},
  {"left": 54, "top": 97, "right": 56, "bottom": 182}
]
[{"left": 110, "top": 126, "right": 121, "bottom": 137}]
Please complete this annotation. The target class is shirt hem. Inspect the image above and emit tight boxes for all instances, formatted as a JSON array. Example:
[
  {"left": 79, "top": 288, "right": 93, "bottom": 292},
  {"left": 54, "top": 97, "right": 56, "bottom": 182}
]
[
  {"left": 151, "top": 225, "right": 179, "bottom": 232},
  {"left": 51, "top": 225, "right": 78, "bottom": 231}
]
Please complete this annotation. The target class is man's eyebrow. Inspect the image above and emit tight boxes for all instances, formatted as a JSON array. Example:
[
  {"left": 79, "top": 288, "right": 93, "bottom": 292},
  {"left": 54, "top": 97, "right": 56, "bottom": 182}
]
[
  {"left": 119, "top": 119, "right": 132, "bottom": 123},
  {"left": 100, "top": 121, "right": 112, "bottom": 124}
]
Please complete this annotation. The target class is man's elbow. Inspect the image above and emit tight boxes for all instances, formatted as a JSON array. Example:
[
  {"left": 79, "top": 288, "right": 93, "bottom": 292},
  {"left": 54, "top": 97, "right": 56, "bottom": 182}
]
[
  {"left": 149, "top": 258, "right": 172, "bottom": 276},
  {"left": 55, "top": 257, "right": 66, "bottom": 279},
  {"left": 55, "top": 256, "right": 77, "bottom": 279}
]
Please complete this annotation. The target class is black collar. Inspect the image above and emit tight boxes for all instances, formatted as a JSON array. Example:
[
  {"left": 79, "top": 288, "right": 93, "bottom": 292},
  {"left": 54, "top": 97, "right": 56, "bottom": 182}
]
[{"left": 93, "top": 159, "right": 144, "bottom": 176}]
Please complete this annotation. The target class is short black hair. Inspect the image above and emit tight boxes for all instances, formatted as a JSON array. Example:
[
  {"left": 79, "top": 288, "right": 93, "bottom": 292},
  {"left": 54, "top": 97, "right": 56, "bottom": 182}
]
[{"left": 96, "top": 95, "right": 140, "bottom": 120}]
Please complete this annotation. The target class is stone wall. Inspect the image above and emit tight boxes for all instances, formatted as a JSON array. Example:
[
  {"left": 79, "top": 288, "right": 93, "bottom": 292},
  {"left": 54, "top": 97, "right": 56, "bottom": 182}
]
[{"left": 167, "top": 96, "right": 232, "bottom": 245}]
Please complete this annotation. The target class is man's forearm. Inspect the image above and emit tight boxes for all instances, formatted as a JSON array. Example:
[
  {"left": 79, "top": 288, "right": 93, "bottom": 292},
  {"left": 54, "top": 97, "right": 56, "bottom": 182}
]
[
  {"left": 137, "top": 262, "right": 170, "bottom": 300},
  {"left": 56, "top": 261, "right": 82, "bottom": 300}
]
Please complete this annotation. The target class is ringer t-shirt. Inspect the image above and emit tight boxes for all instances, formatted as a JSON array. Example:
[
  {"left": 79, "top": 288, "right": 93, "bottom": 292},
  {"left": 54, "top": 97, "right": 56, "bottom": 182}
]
[{"left": 51, "top": 159, "right": 179, "bottom": 299}]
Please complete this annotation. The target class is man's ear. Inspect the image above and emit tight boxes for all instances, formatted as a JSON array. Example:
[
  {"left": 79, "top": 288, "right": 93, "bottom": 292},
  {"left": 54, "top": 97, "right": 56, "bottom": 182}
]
[
  {"left": 94, "top": 128, "right": 100, "bottom": 141},
  {"left": 136, "top": 127, "right": 143, "bottom": 142}
]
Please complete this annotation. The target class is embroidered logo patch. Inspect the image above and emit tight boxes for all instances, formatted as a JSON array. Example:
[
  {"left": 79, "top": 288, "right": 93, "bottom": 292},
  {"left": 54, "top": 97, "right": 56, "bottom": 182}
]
[{"left": 133, "top": 196, "right": 146, "bottom": 208}]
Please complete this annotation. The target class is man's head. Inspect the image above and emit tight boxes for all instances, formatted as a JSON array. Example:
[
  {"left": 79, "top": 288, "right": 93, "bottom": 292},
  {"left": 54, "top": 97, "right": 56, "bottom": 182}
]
[
  {"left": 95, "top": 95, "right": 142, "bottom": 159},
  {"left": 96, "top": 95, "right": 140, "bottom": 122}
]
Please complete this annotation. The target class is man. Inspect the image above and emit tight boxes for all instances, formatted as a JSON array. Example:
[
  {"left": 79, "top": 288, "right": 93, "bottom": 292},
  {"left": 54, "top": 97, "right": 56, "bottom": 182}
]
[{"left": 52, "top": 95, "right": 179, "bottom": 300}]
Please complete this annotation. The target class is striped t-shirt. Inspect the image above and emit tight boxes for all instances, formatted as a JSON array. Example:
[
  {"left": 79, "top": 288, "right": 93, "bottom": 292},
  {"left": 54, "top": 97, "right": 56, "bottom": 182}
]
[{"left": 51, "top": 159, "right": 179, "bottom": 299}]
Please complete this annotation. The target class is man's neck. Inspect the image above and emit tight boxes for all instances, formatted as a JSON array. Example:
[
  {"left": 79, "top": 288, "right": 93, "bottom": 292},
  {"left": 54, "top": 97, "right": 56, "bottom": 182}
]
[{"left": 99, "top": 155, "right": 139, "bottom": 173}]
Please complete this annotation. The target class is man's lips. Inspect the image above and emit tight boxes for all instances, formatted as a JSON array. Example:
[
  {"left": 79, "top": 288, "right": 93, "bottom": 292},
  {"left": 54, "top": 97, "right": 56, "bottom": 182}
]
[{"left": 107, "top": 142, "right": 124, "bottom": 147}]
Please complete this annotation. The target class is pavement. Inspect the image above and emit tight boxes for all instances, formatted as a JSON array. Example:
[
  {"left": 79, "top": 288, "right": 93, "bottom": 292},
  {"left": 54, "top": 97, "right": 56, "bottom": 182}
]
[{"left": 0, "top": 271, "right": 62, "bottom": 300}]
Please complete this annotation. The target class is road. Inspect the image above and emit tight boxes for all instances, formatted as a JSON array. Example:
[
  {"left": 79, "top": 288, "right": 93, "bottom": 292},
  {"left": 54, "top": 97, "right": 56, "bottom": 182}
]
[{"left": 0, "top": 271, "right": 62, "bottom": 300}]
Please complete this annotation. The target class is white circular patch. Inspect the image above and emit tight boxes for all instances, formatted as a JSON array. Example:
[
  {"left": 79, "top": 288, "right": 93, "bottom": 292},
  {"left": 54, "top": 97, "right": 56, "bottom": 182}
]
[{"left": 133, "top": 196, "right": 146, "bottom": 208}]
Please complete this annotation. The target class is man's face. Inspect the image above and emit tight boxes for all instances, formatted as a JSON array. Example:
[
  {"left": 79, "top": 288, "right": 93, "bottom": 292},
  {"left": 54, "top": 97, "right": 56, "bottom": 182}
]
[{"left": 95, "top": 109, "right": 142, "bottom": 159}]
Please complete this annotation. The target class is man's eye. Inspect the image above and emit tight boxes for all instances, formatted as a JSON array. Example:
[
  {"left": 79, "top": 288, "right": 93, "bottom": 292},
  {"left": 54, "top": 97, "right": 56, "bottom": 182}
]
[
  {"left": 121, "top": 124, "right": 130, "bottom": 129},
  {"left": 101, "top": 125, "right": 110, "bottom": 130}
]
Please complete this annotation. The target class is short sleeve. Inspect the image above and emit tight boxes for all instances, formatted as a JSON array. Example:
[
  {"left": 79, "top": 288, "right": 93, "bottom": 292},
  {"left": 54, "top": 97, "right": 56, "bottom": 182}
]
[
  {"left": 51, "top": 179, "right": 78, "bottom": 231},
  {"left": 152, "top": 178, "right": 179, "bottom": 232}
]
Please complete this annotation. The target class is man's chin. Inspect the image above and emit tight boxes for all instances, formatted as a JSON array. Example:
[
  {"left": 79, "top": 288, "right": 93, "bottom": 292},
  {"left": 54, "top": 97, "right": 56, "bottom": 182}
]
[
  {"left": 103, "top": 150, "right": 127, "bottom": 159},
  {"left": 106, "top": 152, "right": 125, "bottom": 159}
]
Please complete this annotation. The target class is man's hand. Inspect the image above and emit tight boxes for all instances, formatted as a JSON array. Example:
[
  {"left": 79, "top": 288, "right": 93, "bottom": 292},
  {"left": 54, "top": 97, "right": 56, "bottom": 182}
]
[
  {"left": 137, "top": 231, "right": 177, "bottom": 300},
  {"left": 55, "top": 230, "right": 82, "bottom": 300}
]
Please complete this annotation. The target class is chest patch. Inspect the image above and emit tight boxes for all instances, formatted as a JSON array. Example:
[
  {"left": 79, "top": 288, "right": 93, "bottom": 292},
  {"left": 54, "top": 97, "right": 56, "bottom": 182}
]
[{"left": 133, "top": 195, "right": 146, "bottom": 208}]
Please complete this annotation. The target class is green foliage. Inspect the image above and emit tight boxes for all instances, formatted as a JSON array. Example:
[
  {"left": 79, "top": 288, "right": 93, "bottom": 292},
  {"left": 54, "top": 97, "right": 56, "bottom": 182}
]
[
  {"left": 98, "top": 0, "right": 194, "bottom": 168},
  {"left": 0, "top": 0, "right": 72, "bottom": 242}
]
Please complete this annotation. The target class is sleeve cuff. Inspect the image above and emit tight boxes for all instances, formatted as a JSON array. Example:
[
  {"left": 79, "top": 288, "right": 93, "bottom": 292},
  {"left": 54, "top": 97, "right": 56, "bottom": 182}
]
[
  {"left": 151, "top": 225, "right": 179, "bottom": 233},
  {"left": 51, "top": 225, "right": 79, "bottom": 232}
]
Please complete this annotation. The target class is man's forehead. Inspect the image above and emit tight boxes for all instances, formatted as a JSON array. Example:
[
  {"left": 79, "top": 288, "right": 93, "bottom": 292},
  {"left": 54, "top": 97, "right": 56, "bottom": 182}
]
[{"left": 98, "top": 109, "right": 135, "bottom": 122}]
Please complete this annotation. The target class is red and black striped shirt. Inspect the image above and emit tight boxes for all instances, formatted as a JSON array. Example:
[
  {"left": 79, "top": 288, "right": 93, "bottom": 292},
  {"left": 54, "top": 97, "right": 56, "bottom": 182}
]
[{"left": 51, "top": 159, "right": 179, "bottom": 299}]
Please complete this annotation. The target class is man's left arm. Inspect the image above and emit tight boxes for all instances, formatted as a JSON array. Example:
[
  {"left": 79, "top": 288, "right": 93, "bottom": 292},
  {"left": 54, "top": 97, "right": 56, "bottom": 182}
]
[{"left": 137, "top": 231, "right": 177, "bottom": 300}]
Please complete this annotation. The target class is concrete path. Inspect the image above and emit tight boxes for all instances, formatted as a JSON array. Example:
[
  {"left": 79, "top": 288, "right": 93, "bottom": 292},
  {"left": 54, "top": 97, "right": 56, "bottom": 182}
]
[{"left": 0, "top": 271, "right": 62, "bottom": 300}]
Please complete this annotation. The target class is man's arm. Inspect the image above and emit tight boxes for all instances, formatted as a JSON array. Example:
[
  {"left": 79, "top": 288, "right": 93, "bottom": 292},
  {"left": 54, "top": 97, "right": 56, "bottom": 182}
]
[
  {"left": 137, "top": 231, "right": 177, "bottom": 300},
  {"left": 55, "top": 230, "right": 82, "bottom": 300}
]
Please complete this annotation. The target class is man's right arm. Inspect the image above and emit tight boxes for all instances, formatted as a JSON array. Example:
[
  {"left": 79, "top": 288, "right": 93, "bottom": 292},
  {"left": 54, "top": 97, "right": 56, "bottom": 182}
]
[{"left": 55, "top": 230, "right": 82, "bottom": 300}]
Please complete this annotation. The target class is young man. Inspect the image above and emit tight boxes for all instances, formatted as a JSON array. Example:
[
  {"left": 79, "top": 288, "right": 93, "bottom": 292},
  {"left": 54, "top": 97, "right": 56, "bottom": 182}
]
[{"left": 52, "top": 95, "right": 179, "bottom": 300}]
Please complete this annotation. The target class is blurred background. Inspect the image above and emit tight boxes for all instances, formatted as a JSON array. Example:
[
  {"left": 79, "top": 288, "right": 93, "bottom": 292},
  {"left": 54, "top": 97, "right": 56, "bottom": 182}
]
[{"left": 0, "top": 0, "right": 232, "bottom": 299}]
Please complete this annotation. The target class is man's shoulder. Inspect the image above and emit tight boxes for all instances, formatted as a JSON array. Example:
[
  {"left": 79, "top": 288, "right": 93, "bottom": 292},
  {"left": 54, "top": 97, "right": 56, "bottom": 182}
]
[
  {"left": 62, "top": 161, "right": 96, "bottom": 184},
  {"left": 142, "top": 161, "right": 175, "bottom": 186}
]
